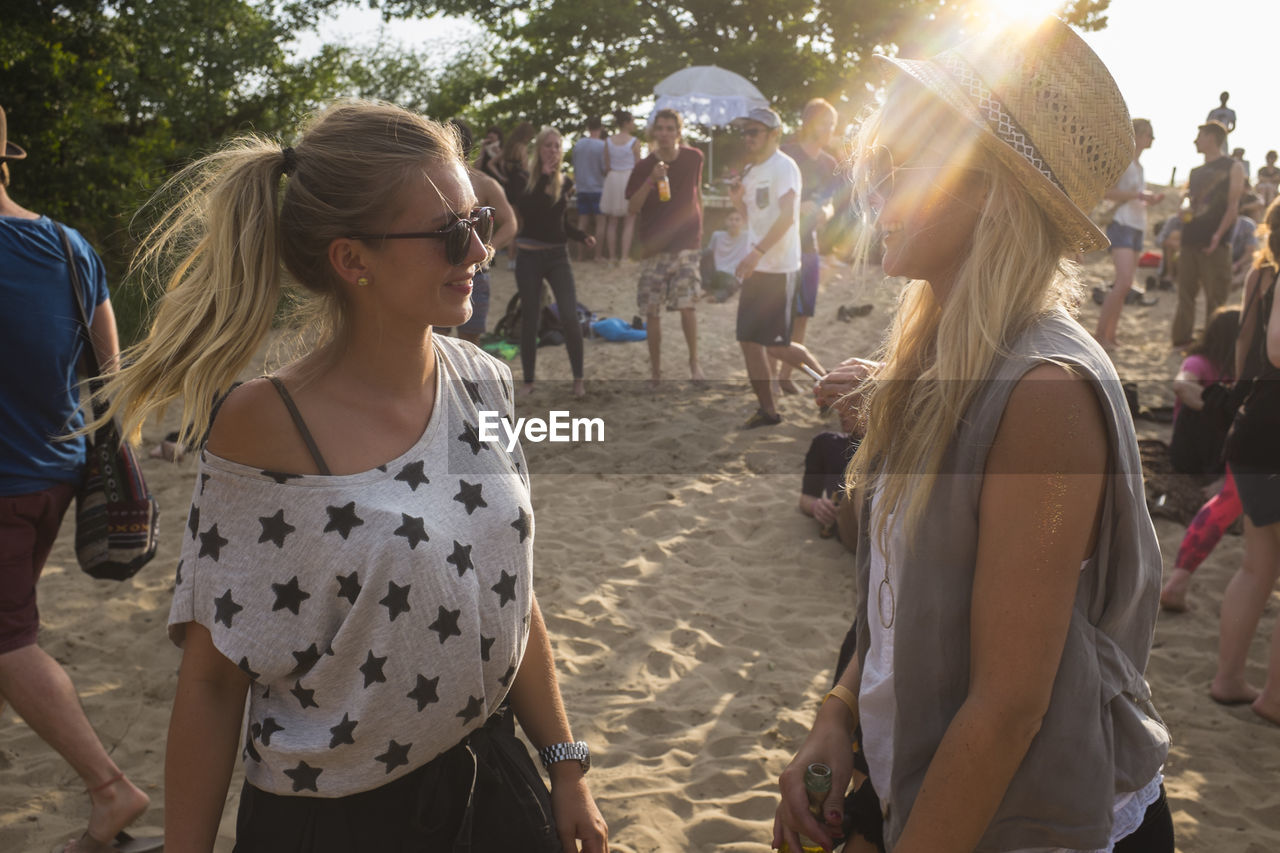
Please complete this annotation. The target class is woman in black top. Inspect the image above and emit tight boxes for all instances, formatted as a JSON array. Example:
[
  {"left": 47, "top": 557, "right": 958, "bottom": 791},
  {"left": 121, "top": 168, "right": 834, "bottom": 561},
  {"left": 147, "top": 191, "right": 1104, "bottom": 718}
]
[
  {"left": 512, "top": 126, "right": 595, "bottom": 396},
  {"left": 1213, "top": 195, "right": 1280, "bottom": 724}
]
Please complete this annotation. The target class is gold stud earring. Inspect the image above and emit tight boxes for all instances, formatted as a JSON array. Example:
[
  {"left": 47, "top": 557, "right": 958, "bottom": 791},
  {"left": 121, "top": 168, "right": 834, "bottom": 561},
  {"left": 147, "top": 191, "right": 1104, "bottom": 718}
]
[{"left": 357, "top": 276, "right": 369, "bottom": 287}]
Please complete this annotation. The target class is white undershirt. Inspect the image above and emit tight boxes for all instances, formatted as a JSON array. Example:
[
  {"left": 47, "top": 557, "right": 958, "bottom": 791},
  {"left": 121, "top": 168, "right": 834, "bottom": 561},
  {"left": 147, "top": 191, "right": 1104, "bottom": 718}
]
[{"left": 859, "top": 495, "right": 1161, "bottom": 852}]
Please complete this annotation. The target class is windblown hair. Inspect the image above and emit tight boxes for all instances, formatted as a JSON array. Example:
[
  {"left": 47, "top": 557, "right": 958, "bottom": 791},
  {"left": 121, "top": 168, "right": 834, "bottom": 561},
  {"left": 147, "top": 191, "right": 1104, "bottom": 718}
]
[
  {"left": 525, "top": 126, "right": 564, "bottom": 201},
  {"left": 93, "top": 100, "right": 461, "bottom": 448},
  {"left": 1254, "top": 195, "right": 1280, "bottom": 273},
  {"left": 844, "top": 87, "right": 1081, "bottom": 548}
]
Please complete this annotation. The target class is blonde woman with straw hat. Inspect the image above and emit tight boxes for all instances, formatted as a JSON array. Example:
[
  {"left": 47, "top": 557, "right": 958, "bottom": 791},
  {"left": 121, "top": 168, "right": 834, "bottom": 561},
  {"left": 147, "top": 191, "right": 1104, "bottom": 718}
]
[
  {"left": 775, "top": 18, "right": 1172, "bottom": 853},
  {"left": 91, "top": 102, "right": 607, "bottom": 852}
]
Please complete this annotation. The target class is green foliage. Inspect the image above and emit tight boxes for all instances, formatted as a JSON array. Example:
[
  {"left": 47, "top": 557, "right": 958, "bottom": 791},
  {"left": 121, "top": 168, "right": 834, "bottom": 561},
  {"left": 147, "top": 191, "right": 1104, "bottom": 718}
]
[{"left": 384, "top": 0, "right": 1111, "bottom": 132}]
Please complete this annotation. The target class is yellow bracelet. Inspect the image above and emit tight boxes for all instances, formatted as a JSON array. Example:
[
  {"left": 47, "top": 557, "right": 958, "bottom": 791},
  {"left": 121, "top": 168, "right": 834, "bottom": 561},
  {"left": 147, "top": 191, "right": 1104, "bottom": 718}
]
[{"left": 823, "top": 684, "right": 858, "bottom": 718}]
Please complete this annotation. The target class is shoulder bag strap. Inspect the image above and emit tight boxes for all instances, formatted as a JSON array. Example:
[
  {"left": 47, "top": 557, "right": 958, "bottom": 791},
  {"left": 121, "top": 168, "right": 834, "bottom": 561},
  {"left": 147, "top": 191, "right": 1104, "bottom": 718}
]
[{"left": 55, "top": 223, "right": 102, "bottom": 379}]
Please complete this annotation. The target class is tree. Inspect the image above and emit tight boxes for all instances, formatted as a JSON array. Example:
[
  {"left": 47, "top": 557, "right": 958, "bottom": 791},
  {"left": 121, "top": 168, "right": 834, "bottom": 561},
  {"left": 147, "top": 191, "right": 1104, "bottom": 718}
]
[{"left": 384, "top": 0, "right": 1111, "bottom": 131}]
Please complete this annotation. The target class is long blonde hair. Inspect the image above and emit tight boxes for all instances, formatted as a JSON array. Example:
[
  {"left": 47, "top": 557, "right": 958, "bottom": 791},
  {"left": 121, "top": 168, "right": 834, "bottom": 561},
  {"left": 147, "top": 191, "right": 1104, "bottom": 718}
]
[
  {"left": 96, "top": 101, "right": 461, "bottom": 448},
  {"left": 525, "top": 126, "right": 564, "bottom": 200},
  {"left": 845, "top": 87, "right": 1081, "bottom": 547}
]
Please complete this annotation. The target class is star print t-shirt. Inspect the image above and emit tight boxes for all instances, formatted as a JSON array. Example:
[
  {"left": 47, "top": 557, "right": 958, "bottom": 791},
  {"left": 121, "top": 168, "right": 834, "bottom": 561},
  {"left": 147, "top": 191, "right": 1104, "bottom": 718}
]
[{"left": 168, "top": 335, "right": 533, "bottom": 798}]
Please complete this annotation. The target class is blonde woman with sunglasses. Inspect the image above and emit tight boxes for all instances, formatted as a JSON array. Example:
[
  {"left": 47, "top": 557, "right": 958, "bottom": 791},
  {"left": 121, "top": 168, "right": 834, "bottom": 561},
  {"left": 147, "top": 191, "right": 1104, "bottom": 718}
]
[
  {"left": 776, "top": 19, "right": 1171, "bottom": 853},
  {"left": 92, "top": 101, "right": 607, "bottom": 853}
]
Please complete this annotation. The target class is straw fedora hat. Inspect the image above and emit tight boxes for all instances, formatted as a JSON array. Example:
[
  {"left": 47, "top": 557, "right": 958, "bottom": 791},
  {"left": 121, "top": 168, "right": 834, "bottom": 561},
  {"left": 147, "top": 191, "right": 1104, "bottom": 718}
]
[
  {"left": 875, "top": 16, "right": 1132, "bottom": 253},
  {"left": 0, "top": 106, "right": 27, "bottom": 161}
]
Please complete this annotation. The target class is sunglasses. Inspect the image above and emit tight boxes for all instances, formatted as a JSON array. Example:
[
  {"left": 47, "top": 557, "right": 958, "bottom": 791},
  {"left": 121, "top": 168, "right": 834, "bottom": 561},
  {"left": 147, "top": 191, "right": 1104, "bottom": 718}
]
[
  {"left": 741, "top": 127, "right": 768, "bottom": 138},
  {"left": 348, "top": 207, "right": 495, "bottom": 266},
  {"left": 854, "top": 146, "right": 981, "bottom": 217}
]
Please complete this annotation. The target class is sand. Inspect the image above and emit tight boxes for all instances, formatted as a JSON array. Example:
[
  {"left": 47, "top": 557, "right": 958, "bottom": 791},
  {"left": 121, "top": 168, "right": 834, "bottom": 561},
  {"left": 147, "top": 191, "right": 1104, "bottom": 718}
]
[{"left": 4, "top": 202, "right": 1279, "bottom": 852}]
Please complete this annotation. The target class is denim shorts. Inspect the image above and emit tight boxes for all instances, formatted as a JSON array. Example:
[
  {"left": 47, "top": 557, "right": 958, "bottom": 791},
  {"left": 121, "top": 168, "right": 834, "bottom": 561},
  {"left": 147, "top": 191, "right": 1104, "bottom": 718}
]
[
  {"left": 1107, "top": 221, "right": 1144, "bottom": 252},
  {"left": 575, "top": 192, "right": 602, "bottom": 216}
]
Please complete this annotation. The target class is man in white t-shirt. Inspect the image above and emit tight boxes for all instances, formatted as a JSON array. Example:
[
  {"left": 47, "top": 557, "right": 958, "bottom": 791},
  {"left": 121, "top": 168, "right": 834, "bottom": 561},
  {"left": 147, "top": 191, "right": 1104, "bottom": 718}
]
[{"left": 727, "top": 107, "right": 825, "bottom": 428}]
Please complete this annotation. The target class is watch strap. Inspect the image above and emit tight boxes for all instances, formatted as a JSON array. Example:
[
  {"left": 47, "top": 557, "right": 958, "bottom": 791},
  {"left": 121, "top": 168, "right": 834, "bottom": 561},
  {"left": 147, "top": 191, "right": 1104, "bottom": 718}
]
[{"left": 538, "top": 740, "right": 590, "bottom": 772}]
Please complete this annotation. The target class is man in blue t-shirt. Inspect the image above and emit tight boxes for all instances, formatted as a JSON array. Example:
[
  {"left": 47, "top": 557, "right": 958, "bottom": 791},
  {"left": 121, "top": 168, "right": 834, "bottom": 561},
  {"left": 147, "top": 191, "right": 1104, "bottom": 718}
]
[{"left": 0, "top": 106, "right": 152, "bottom": 849}]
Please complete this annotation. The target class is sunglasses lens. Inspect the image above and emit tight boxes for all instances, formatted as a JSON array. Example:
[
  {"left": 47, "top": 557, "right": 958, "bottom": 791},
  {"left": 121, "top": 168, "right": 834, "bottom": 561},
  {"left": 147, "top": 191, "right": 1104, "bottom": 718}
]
[{"left": 474, "top": 208, "right": 494, "bottom": 243}]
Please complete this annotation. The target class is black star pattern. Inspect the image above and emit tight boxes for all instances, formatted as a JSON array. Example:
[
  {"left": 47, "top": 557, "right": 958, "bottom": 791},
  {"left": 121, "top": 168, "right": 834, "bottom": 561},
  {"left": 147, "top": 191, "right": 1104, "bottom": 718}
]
[
  {"left": 198, "top": 523, "right": 229, "bottom": 561},
  {"left": 498, "top": 664, "right": 516, "bottom": 687},
  {"left": 393, "top": 514, "right": 429, "bottom": 550},
  {"left": 187, "top": 505, "right": 200, "bottom": 540},
  {"left": 394, "top": 460, "right": 429, "bottom": 491},
  {"left": 291, "top": 643, "right": 322, "bottom": 673},
  {"left": 243, "top": 731, "right": 261, "bottom": 763},
  {"left": 407, "top": 674, "right": 440, "bottom": 711},
  {"left": 454, "top": 480, "right": 487, "bottom": 514},
  {"left": 379, "top": 581, "right": 412, "bottom": 622},
  {"left": 284, "top": 760, "right": 322, "bottom": 793},
  {"left": 461, "top": 377, "right": 483, "bottom": 405},
  {"left": 446, "top": 541, "right": 474, "bottom": 577},
  {"left": 359, "top": 650, "right": 388, "bottom": 688},
  {"left": 336, "top": 572, "right": 361, "bottom": 605},
  {"left": 199, "top": 472, "right": 211, "bottom": 494},
  {"left": 324, "top": 501, "right": 364, "bottom": 539},
  {"left": 237, "top": 656, "right": 260, "bottom": 680},
  {"left": 261, "top": 470, "right": 303, "bottom": 485},
  {"left": 511, "top": 506, "right": 531, "bottom": 542},
  {"left": 290, "top": 679, "right": 319, "bottom": 709},
  {"left": 213, "top": 589, "right": 243, "bottom": 628},
  {"left": 428, "top": 605, "right": 462, "bottom": 644},
  {"left": 328, "top": 713, "right": 358, "bottom": 749},
  {"left": 259, "top": 717, "right": 284, "bottom": 746},
  {"left": 480, "top": 634, "right": 495, "bottom": 662},
  {"left": 376, "top": 464, "right": 388, "bottom": 472},
  {"left": 457, "top": 421, "right": 484, "bottom": 455},
  {"left": 174, "top": 560, "right": 183, "bottom": 586},
  {"left": 271, "top": 576, "right": 311, "bottom": 615},
  {"left": 258, "top": 509, "right": 296, "bottom": 548},
  {"left": 374, "top": 740, "right": 412, "bottom": 775},
  {"left": 491, "top": 570, "right": 517, "bottom": 608},
  {"left": 456, "top": 695, "right": 484, "bottom": 724}
]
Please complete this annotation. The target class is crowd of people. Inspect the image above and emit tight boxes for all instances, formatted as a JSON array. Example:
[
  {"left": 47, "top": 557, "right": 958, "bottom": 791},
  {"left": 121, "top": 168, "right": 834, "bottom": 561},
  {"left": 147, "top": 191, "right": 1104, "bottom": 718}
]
[{"left": 2, "top": 12, "right": 1278, "bottom": 853}]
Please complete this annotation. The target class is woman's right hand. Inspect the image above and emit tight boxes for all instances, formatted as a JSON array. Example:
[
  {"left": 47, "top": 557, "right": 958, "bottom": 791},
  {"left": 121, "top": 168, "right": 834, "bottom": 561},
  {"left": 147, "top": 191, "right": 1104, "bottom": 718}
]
[{"left": 773, "top": 701, "right": 856, "bottom": 852}]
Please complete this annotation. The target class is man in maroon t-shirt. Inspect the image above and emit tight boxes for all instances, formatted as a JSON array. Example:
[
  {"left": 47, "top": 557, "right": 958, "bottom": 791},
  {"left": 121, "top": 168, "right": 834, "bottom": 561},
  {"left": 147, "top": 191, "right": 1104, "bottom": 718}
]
[{"left": 626, "top": 109, "right": 705, "bottom": 386}]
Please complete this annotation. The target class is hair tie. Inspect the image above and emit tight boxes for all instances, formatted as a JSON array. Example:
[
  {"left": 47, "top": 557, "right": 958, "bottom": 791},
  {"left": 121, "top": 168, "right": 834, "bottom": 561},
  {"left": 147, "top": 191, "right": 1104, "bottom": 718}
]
[{"left": 281, "top": 146, "right": 297, "bottom": 176}]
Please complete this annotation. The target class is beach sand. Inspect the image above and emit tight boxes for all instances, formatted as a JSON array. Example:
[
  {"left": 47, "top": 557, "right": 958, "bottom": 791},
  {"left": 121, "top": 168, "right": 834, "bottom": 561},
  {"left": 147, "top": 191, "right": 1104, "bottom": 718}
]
[{"left": 5, "top": 203, "right": 1279, "bottom": 852}]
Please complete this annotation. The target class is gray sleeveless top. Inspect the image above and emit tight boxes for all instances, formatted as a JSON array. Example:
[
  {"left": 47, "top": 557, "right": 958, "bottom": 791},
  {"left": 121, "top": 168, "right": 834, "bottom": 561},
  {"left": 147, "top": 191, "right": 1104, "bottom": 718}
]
[{"left": 853, "top": 309, "right": 1169, "bottom": 851}]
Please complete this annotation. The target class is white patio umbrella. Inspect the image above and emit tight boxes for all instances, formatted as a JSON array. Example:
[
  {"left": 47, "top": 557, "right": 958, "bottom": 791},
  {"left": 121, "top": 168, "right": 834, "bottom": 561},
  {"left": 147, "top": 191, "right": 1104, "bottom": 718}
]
[{"left": 649, "top": 65, "right": 769, "bottom": 179}]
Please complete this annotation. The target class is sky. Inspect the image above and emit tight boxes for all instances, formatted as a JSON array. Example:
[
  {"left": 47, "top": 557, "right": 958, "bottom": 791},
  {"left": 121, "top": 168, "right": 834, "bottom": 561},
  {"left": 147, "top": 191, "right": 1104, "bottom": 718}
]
[{"left": 308, "top": 0, "right": 1274, "bottom": 189}]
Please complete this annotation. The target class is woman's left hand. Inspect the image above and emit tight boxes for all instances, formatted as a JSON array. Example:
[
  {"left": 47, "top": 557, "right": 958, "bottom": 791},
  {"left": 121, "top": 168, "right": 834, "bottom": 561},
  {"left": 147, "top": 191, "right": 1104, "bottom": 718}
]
[{"left": 550, "top": 769, "right": 609, "bottom": 852}]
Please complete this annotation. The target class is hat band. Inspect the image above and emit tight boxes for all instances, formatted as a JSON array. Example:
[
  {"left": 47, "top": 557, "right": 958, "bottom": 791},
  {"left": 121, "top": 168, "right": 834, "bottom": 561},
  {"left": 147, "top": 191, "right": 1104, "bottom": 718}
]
[{"left": 939, "top": 53, "right": 1066, "bottom": 196}]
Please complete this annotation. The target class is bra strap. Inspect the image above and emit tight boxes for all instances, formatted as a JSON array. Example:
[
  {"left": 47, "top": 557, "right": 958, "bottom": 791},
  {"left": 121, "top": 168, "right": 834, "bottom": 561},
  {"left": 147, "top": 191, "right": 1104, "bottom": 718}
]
[{"left": 266, "top": 376, "right": 331, "bottom": 475}]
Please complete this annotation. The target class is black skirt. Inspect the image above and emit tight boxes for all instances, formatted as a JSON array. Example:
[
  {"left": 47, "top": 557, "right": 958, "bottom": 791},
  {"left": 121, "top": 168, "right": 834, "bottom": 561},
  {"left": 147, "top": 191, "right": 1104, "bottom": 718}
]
[{"left": 233, "top": 710, "right": 560, "bottom": 853}]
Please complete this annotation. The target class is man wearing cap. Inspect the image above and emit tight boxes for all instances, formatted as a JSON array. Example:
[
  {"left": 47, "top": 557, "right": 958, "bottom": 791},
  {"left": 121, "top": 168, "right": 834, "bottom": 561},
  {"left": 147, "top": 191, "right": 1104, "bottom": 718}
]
[
  {"left": 728, "top": 106, "right": 825, "bottom": 428},
  {"left": 626, "top": 108, "right": 706, "bottom": 386},
  {"left": 1172, "top": 119, "right": 1245, "bottom": 346},
  {"left": 0, "top": 106, "right": 154, "bottom": 850}
]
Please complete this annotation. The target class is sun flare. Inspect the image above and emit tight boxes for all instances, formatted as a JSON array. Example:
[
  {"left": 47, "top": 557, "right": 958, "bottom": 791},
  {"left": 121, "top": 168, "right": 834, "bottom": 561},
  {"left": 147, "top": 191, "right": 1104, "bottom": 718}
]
[{"left": 972, "top": 0, "right": 1067, "bottom": 26}]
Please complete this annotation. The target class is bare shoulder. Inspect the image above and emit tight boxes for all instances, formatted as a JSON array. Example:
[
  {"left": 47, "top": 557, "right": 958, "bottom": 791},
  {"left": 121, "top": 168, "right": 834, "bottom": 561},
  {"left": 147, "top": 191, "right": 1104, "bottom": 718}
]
[
  {"left": 469, "top": 169, "right": 505, "bottom": 204},
  {"left": 993, "top": 362, "right": 1107, "bottom": 473},
  {"left": 205, "top": 377, "right": 317, "bottom": 473}
]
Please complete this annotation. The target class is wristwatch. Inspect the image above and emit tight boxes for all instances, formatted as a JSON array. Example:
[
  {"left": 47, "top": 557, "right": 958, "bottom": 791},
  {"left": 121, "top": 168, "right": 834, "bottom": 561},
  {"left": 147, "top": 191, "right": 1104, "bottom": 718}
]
[{"left": 538, "top": 740, "right": 590, "bottom": 773}]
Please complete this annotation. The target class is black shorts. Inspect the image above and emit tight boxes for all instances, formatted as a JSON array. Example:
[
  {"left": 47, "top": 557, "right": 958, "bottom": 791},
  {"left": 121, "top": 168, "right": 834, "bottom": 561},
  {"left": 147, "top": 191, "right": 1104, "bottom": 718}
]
[{"left": 736, "top": 270, "right": 796, "bottom": 346}]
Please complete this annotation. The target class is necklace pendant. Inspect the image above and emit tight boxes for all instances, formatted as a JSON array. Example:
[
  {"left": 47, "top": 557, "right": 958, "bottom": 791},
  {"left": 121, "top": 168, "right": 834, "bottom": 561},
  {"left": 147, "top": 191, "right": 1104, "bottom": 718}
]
[{"left": 878, "top": 576, "right": 896, "bottom": 629}]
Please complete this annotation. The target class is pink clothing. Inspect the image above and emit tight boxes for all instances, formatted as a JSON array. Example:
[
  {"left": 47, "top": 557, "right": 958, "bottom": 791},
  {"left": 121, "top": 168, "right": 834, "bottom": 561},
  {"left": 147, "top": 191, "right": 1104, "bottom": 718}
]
[{"left": 1174, "top": 468, "right": 1242, "bottom": 573}]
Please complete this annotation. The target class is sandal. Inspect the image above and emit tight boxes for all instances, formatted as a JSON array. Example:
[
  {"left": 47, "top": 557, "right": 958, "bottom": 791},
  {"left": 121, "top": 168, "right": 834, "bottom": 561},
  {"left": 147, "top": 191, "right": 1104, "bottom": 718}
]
[{"left": 59, "top": 830, "right": 164, "bottom": 853}]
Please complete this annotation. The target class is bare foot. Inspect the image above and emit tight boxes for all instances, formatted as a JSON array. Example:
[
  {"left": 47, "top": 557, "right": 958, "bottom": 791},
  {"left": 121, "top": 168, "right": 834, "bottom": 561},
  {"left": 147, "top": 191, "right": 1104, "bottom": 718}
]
[
  {"left": 1159, "top": 568, "right": 1193, "bottom": 612},
  {"left": 1209, "top": 676, "right": 1261, "bottom": 706},
  {"left": 647, "top": 374, "right": 661, "bottom": 390},
  {"left": 519, "top": 382, "right": 535, "bottom": 397},
  {"left": 81, "top": 773, "right": 149, "bottom": 850},
  {"left": 689, "top": 363, "right": 705, "bottom": 386},
  {"left": 572, "top": 379, "right": 586, "bottom": 398},
  {"left": 1252, "top": 695, "right": 1280, "bottom": 726},
  {"left": 778, "top": 378, "right": 800, "bottom": 395}
]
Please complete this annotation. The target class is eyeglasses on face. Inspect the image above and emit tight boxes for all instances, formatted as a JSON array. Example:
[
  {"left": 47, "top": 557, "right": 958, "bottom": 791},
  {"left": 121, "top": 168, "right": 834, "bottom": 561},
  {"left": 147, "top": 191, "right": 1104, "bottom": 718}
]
[
  {"left": 347, "top": 206, "right": 495, "bottom": 266},
  {"left": 854, "top": 146, "right": 980, "bottom": 217},
  {"left": 741, "top": 127, "right": 768, "bottom": 138}
]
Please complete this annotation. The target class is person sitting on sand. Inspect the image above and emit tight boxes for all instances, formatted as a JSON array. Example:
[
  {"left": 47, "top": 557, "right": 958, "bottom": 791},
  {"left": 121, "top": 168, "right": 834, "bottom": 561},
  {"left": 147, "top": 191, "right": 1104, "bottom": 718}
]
[
  {"left": 0, "top": 104, "right": 158, "bottom": 853},
  {"left": 701, "top": 209, "right": 750, "bottom": 302},
  {"left": 1211, "top": 195, "right": 1280, "bottom": 724},
  {"left": 774, "top": 19, "right": 1172, "bottom": 852},
  {"left": 93, "top": 101, "right": 608, "bottom": 851}
]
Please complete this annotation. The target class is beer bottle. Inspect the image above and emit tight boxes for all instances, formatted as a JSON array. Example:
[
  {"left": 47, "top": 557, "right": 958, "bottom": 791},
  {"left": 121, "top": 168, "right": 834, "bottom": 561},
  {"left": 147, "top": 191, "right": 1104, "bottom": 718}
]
[
  {"left": 657, "top": 173, "right": 671, "bottom": 202},
  {"left": 780, "top": 762, "right": 834, "bottom": 853}
]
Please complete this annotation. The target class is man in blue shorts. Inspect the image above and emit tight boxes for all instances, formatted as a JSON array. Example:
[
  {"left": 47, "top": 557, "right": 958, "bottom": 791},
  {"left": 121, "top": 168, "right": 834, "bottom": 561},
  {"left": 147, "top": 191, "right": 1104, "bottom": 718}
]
[
  {"left": 572, "top": 116, "right": 607, "bottom": 260},
  {"left": 728, "top": 107, "right": 826, "bottom": 428}
]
